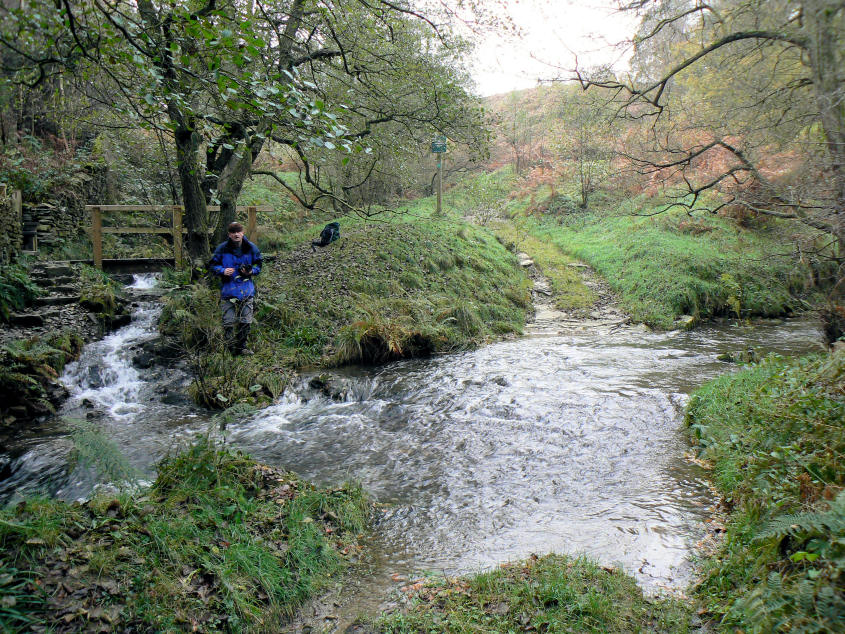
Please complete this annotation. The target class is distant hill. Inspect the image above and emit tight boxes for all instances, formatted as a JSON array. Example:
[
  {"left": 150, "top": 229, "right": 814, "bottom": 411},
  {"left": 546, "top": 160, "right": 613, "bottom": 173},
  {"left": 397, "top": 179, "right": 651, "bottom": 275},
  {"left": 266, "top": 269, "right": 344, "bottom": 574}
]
[{"left": 483, "top": 84, "right": 574, "bottom": 173}]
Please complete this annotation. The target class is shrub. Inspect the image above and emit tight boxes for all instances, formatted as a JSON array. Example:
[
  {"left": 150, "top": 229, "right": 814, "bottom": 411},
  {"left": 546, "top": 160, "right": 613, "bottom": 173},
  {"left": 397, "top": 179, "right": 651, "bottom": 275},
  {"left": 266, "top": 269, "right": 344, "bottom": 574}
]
[
  {"left": 0, "top": 331, "right": 84, "bottom": 417},
  {"left": 78, "top": 265, "right": 122, "bottom": 316}
]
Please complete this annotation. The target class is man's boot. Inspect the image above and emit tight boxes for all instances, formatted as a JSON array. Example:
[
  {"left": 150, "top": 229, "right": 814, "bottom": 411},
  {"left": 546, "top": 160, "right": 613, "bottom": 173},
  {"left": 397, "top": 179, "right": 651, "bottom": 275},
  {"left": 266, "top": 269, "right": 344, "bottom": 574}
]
[
  {"left": 236, "top": 323, "right": 253, "bottom": 355},
  {"left": 224, "top": 325, "right": 237, "bottom": 355}
]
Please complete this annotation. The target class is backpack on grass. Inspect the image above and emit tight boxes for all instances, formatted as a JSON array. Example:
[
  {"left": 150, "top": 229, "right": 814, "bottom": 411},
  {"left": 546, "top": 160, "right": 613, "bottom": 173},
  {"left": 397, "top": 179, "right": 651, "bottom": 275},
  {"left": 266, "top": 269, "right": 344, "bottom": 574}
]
[
  {"left": 312, "top": 222, "right": 340, "bottom": 251},
  {"left": 320, "top": 222, "right": 340, "bottom": 244}
]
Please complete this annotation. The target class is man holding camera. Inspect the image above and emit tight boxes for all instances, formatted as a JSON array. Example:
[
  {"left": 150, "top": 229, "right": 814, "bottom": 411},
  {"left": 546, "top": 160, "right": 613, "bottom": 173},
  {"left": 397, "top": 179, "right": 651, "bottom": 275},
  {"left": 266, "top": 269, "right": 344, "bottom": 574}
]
[{"left": 210, "top": 221, "right": 263, "bottom": 356}]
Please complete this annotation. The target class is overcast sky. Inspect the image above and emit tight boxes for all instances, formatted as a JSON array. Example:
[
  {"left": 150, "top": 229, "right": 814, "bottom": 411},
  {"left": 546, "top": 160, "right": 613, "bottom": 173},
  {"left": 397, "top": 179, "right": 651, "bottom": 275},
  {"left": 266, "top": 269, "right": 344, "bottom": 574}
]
[{"left": 470, "top": 0, "right": 638, "bottom": 96}]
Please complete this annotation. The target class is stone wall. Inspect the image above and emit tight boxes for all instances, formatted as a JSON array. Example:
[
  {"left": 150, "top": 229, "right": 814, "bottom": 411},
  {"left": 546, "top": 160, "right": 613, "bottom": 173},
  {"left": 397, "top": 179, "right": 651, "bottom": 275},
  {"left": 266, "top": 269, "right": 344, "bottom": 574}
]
[
  {"left": 0, "top": 187, "right": 22, "bottom": 264},
  {"left": 23, "top": 200, "right": 83, "bottom": 250},
  {"left": 21, "top": 161, "right": 110, "bottom": 251}
]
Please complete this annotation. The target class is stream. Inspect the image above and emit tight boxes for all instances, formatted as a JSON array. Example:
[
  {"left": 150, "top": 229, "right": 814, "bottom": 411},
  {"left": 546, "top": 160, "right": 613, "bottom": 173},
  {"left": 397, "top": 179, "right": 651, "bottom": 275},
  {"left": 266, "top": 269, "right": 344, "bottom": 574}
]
[{"left": 0, "top": 274, "right": 826, "bottom": 619}]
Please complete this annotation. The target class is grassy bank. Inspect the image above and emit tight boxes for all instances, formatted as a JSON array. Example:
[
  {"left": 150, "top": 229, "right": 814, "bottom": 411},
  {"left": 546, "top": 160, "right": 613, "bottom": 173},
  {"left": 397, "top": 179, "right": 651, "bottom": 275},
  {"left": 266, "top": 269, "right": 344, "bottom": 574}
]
[
  {"left": 526, "top": 208, "right": 828, "bottom": 329},
  {"left": 0, "top": 436, "right": 370, "bottom": 632},
  {"left": 160, "top": 217, "right": 532, "bottom": 407},
  {"left": 403, "top": 167, "right": 829, "bottom": 329},
  {"left": 686, "top": 351, "right": 844, "bottom": 631},
  {"left": 375, "top": 554, "right": 693, "bottom": 632}
]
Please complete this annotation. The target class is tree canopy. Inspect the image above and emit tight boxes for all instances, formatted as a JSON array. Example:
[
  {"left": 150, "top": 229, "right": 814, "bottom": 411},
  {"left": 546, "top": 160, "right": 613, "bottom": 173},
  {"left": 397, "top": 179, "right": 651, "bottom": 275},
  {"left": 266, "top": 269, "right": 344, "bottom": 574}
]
[
  {"left": 1, "top": 0, "right": 489, "bottom": 259},
  {"left": 576, "top": 0, "right": 845, "bottom": 338}
]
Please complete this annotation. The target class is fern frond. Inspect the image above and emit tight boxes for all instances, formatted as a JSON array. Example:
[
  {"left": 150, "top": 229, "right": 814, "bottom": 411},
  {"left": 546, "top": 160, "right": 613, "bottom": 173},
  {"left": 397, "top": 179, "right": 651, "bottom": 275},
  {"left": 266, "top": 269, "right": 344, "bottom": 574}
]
[
  {"left": 69, "top": 419, "right": 140, "bottom": 486},
  {"left": 757, "top": 493, "right": 845, "bottom": 541}
]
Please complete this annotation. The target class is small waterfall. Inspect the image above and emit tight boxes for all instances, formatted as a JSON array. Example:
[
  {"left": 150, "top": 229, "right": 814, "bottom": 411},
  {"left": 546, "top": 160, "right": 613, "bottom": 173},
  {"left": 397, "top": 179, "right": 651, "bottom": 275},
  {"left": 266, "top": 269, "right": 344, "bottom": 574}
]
[
  {"left": 0, "top": 274, "right": 182, "bottom": 503},
  {"left": 61, "top": 275, "right": 162, "bottom": 420},
  {"left": 127, "top": 273, "right": 159, "bottom": 290}
]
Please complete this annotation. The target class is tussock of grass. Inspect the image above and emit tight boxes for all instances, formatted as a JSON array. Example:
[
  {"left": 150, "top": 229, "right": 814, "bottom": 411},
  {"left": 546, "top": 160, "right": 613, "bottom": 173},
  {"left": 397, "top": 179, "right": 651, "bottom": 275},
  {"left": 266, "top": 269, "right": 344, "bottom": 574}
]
[
  {"left": 375, "top": 554, "right": 692, "bottom": 633},
  {"left": 0, "top": 437, "right": 371, "bottom": 632},
  {"left": 686, "top": 351, "right": 845, "bottom": 631}
]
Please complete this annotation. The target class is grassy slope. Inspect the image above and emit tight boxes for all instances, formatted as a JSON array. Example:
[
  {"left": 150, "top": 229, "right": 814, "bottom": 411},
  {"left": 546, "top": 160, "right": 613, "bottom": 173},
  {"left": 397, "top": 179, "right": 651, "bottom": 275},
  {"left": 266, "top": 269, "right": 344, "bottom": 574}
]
[
  {"left": 160, "top": 214, "right": 532, "bottom": 407},
  {"left": 261, "top": 216, "right": 532, "bottom": 360},
  {"left": 0, "top": 437, "right": 370, "bottom": 632},
  {"left": 685, "top": 351, "right": 844, "bottom": 632},
  {"left": 411, "top": 166, "right": 825, "bottom": 330},
  {"left": 375, "top": 554, "right": 692, "bottom": 633},
  {"left": 527, "top": 208, "right": 823, "bottom": 329}
]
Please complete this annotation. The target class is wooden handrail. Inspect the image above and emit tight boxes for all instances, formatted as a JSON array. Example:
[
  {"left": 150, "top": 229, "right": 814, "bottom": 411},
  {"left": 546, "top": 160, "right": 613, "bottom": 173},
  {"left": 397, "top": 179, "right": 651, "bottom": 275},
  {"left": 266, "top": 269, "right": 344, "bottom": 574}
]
[
  {"left": 83, "top": 205, "right": 274, "bottom": 211},
  {"left": 85, "top": 204, "right": 275, "bottom": 269}
]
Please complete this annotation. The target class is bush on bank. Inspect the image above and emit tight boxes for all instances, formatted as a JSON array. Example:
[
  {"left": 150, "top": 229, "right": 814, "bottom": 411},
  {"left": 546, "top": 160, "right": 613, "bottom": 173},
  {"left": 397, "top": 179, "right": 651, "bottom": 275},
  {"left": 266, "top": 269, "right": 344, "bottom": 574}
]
[
  {"left": 160, "top": 218, "right": 532, "bottom": 408},
  {"left": 0, "top": 437, "right": 371, "bottom": 632},
  {"left": 686, "top": 351, "right": 845, "bottom": 632},
  {"left": 375, "top": 554, "right": 693, "bottom": 633}
]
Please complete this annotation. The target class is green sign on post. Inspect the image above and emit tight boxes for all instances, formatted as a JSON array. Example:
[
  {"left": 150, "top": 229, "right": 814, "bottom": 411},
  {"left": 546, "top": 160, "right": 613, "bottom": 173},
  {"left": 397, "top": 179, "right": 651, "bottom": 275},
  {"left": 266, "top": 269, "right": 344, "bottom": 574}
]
[{"left": 431, "top": 135, "right": 447, "bottom": 153}]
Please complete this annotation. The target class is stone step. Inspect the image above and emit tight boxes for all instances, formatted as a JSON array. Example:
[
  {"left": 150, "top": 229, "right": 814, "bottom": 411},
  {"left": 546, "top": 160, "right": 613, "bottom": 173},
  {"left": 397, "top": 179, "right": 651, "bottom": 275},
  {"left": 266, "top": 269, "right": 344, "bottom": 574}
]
[
  {"left": 30, "top": 263, "right": 74, "bottom": 278},
  {"left": 34, "top": 295, "right": 80, "bottom": 307},
  {"left": 51, "top": 285, "right": 80, "bottom": 295},
  {"left": 9, "top": 313, "right": 45, "bottom": 327},
  {"left": 34, "top": 275, "right": 77, "bottom": 287}
]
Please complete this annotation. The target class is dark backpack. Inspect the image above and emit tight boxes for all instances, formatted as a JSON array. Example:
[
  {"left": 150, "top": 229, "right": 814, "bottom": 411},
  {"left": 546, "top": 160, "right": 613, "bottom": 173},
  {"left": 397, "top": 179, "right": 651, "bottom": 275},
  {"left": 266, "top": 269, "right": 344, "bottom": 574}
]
[{"left": 319, "top": 222, "right": 340, "bottom": 245}]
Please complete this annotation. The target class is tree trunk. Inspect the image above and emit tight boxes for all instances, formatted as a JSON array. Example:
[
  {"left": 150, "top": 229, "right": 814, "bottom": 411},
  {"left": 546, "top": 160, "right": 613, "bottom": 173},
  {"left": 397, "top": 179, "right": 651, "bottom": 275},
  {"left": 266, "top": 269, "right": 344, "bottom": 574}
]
[
  {"left": 213, "top": 136, "right": 265, "bottom": 244},
  {"left": 806, "top": 1, "right": 845, "bottom": 342},
  {"left": 173, "top": 121, "right": 210, "bottom": 262}
]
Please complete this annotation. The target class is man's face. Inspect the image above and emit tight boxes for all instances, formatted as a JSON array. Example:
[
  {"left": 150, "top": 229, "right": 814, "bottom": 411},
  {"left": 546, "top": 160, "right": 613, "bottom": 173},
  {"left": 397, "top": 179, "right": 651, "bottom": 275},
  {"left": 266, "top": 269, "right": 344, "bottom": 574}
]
[{"left": 228, "top": 229, "right": 244, "bottom": 244}]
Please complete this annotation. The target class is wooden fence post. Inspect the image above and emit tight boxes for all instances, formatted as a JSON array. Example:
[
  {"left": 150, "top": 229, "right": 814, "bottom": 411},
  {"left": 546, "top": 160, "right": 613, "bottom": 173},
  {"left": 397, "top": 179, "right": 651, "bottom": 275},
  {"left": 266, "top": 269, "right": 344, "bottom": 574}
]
[
  {"left": 247, "top": 206, "right": 257, "bottom": 241},
  {"left": 12, "top": 189, "right": 20, "bottom": 219},
  {"left": 172, "top": 205, "right": 183, "bottom": 269},
  {"left": 91, "top": 205, "right": 102, "bottom": 269},
  {"left": 11, "top": 189, "right": 22, "bottom": 253}
]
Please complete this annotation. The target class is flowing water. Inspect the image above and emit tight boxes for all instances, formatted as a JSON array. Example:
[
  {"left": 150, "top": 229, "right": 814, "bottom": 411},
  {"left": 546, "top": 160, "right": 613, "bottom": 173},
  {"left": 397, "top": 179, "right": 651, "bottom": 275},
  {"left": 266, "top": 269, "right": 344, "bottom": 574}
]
[{"left": 0, "top": 275, "right": 826, "bottom": 618}]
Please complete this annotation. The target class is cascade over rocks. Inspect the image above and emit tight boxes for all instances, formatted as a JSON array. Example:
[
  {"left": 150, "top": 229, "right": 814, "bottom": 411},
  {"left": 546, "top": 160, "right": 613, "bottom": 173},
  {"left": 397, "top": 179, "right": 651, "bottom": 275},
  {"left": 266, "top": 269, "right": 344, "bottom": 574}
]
[{"left": 0, "top": 265, "right": 147, "bottom": 428}]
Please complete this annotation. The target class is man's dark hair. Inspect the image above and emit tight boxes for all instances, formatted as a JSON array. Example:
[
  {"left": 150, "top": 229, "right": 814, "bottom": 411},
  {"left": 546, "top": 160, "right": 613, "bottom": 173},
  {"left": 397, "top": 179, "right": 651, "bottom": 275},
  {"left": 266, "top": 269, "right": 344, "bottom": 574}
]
[{"left": 228, "top": 222, "right": 244, "bottom": 233}]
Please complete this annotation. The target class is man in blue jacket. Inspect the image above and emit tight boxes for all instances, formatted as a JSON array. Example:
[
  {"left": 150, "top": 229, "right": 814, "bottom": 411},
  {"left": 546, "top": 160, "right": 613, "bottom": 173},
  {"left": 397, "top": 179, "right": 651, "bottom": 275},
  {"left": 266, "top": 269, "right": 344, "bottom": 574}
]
[{"left": 210, "top": 221, "right": 262, "bottom": 355}]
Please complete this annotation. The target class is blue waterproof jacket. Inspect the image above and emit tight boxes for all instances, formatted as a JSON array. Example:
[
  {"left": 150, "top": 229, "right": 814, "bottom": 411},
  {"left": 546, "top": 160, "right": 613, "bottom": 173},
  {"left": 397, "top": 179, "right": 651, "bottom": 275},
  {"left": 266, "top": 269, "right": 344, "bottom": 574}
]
[{"left": 210, "top": 237, "right": 262, "bottom": 299}]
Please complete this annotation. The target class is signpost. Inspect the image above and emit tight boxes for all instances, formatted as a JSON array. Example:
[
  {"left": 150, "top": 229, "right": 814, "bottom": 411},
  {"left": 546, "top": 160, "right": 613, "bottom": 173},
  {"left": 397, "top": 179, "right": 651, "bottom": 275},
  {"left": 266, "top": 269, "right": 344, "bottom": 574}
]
[{"left": 431, "top": 135, "right": 447, "bottom": 216}]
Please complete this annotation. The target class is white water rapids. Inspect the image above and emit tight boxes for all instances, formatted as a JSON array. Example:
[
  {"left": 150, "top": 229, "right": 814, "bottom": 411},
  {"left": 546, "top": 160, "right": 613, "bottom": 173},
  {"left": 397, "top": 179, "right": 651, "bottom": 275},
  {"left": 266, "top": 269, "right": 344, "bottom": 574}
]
[{"left": 0, "top": 274, "right": 825, "bottom": 601}]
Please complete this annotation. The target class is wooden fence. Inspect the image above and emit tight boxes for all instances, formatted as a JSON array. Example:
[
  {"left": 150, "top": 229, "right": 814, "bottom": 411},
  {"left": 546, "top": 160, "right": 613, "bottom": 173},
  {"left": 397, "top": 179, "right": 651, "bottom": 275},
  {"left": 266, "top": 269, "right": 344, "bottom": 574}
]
[{"left": 85, "top": 204, "right": 273, "bottom": 269}]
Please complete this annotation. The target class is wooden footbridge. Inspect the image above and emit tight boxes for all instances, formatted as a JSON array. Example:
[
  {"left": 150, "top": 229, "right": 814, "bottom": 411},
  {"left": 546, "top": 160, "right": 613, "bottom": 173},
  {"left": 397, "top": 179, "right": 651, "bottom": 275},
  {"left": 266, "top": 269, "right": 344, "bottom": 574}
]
[{"left": 86, "top": 204, "right": 273, "bottom": 273}]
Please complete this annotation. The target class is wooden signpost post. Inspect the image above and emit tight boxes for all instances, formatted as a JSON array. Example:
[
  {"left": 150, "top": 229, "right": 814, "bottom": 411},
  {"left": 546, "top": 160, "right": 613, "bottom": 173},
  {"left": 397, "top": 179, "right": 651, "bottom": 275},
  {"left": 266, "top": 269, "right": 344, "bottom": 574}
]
[{"left": 431, "top": 135, "right": 447, "bottom": 216}]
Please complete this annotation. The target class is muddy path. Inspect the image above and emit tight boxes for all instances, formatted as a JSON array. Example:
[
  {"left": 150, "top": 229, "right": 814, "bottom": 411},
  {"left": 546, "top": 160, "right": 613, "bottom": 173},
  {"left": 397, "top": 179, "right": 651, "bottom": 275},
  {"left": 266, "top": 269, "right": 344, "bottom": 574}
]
[{"left": 518, "top": 252, "right": 631, "bottom": 336}]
